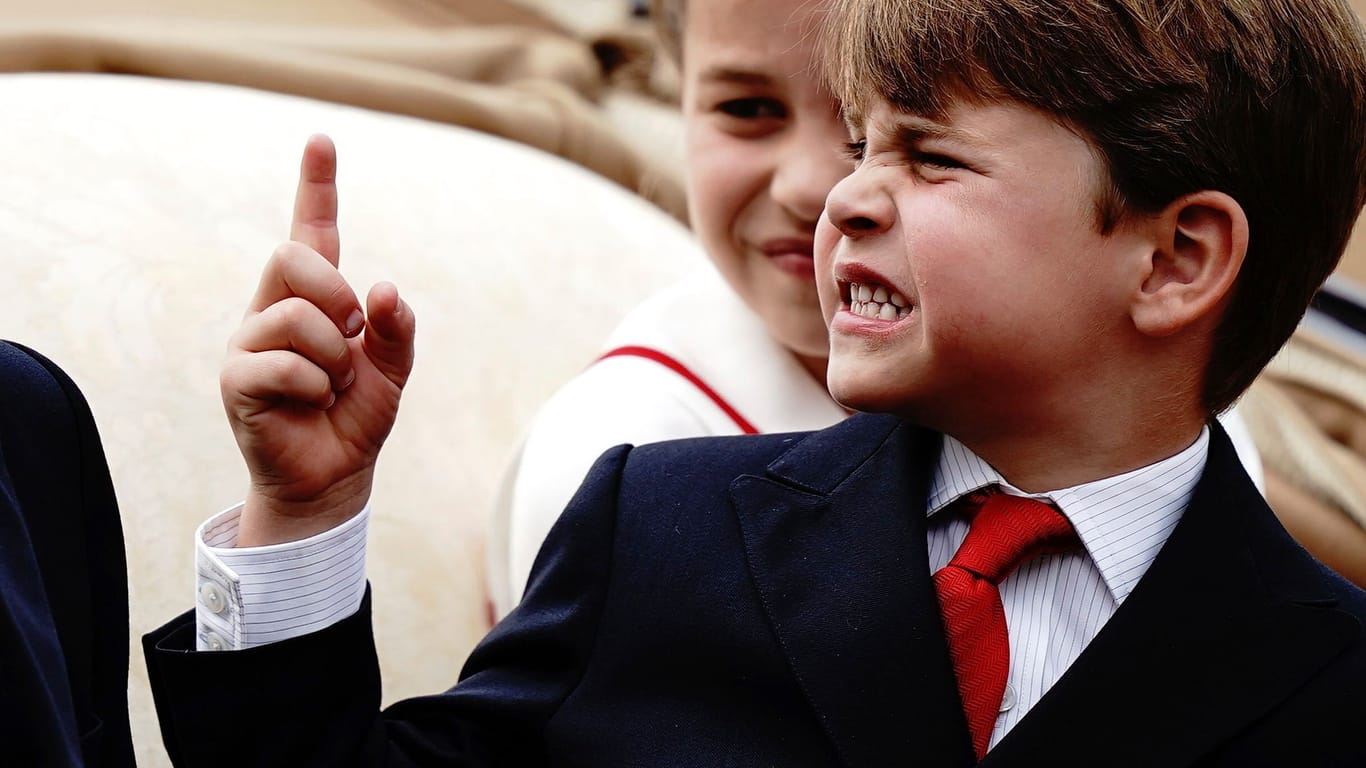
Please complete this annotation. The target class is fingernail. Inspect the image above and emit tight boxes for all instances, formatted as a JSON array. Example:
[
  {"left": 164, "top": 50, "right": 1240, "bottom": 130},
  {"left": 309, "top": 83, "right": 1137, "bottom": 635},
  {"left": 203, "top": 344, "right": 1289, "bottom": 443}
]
[
  {"left": 323, "top": 391, "right": 336, "bottom": 409},
  {"left": 344, "top": 309, "right": 364, "bottom": 337},
  {"left": 340, "top": 369, "right": 355, "bottom": 390}
]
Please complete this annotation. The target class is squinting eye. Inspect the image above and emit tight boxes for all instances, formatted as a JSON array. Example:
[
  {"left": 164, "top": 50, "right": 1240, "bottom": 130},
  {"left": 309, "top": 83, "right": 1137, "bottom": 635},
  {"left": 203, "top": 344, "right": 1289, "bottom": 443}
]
[
  {"left": 915, "top": 151, "right": 967, "bottom": 170},
  {"left": 716, "top": 98, "right": 787, "bottom": 120},
  {"left": 842, "top": 140, "right": 867, "bottom": 162}
]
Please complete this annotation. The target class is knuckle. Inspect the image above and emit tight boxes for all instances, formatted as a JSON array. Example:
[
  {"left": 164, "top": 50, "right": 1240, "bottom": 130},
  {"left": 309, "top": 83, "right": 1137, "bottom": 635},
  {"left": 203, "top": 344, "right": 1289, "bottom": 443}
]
[
  {"left": 218, "top": 364, "right": 239, "bottom": 394},
  {"left": 222, "top": 353, "right": 268, "bottom": 395},
  {"left": 275, "top": 296, "right": 309, "bottom": 324},
  {"left": 226, "top": 326, "right": 248, "bottom": 353},
  {"left": 269, "top": 298, "right": 327, "bottom": 343},
  {"left": 269, "top": 241, "right": 300, "bottom": 269},
  {"left": 264, "top": 350, "right": 312, "bottom": 386}
]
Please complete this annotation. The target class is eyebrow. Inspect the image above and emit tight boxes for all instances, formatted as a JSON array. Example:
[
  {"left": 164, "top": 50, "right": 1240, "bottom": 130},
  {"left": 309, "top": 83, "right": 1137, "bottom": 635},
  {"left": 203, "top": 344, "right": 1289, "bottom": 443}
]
[
  {"left": 897, "top": 117, "right": 974, "bottom": 144},
  {"left": 697, "top": 67, "right": 777, "bottom": 87},
  {"left": 880, "top": 115, "right": 990, "bottom": 150}
]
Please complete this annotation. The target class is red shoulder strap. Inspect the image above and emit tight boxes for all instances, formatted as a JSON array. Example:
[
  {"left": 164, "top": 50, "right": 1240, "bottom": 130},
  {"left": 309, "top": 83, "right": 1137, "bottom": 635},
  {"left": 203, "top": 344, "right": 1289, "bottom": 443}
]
[{"left": 597, "top": 345, "right": 759, "bottom": 434}]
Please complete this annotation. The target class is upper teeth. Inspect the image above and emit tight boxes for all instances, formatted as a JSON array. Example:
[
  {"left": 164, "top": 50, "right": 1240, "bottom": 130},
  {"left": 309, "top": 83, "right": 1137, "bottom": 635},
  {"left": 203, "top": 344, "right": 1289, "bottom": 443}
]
[{"left": 849, "top": 282, "right": 911, "bottom": 320}]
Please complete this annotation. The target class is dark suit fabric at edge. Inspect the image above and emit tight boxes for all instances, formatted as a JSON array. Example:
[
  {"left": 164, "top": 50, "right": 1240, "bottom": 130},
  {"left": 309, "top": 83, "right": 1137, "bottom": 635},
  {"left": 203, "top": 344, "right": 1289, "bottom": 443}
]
[
  {"left": 0, "top": 341, "right": 134, "bottom": 767},
  {"left": 145, "top": 413, "right": 1366, "bottom": 767}
]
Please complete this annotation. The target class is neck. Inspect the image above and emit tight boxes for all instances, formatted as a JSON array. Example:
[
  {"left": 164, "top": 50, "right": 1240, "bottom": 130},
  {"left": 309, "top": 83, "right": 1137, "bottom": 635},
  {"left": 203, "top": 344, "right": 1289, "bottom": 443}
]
[
  {"left": 796, "top": 351, "right": 829, "bottom": 388},
  {"left": 945, "top": 393, "right": 1207, "bottom": 494},
  {"left": 933, "top": 334, "right": 1218, "bottom": 491}
]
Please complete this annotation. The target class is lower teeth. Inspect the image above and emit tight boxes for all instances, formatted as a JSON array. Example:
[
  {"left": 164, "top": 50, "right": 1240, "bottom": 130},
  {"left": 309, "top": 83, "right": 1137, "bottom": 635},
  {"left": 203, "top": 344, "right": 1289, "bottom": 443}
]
[{"left": 852, "top": 301, "right": 910, "bottom": 319}]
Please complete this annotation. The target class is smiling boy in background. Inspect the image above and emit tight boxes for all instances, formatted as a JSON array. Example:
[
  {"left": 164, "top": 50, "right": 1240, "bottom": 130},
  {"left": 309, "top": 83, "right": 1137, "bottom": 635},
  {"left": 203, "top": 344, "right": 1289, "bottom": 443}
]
[{"left": 492, "top": 0, "right": 853, "bottom": 613}]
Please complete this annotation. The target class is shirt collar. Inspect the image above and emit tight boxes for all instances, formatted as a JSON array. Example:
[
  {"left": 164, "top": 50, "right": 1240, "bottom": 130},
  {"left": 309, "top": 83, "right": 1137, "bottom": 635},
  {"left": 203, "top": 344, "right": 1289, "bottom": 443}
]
[{"left": 926, "top": 428, "right": 1210, "bottom": 605}]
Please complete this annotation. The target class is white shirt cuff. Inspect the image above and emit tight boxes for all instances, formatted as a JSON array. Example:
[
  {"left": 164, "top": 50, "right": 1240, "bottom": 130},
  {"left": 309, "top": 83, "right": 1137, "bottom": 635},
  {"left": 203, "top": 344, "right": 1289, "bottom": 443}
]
[{"left": 194, "top": 502, "right": 369, "bottom": 651}]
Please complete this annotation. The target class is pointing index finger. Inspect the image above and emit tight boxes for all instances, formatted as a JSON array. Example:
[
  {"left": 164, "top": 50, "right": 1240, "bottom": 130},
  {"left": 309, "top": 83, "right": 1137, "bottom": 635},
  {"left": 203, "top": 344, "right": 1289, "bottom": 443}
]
[{"left": 291, "top": 134, "right": 341, "bottom": 267}]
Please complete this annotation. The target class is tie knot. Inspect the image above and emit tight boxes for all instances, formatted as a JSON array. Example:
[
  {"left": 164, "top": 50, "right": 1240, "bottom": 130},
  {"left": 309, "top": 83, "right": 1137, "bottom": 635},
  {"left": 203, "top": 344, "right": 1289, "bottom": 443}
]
[{"left": 948, "top": 488, "right": 1079, "bottom": 584}]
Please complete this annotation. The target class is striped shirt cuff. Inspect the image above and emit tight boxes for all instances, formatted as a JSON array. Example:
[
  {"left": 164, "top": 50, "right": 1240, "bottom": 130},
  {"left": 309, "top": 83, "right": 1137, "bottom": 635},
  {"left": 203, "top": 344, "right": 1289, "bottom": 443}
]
[{"left": 194, "top": 502, "right": 369, "bottom": 651}]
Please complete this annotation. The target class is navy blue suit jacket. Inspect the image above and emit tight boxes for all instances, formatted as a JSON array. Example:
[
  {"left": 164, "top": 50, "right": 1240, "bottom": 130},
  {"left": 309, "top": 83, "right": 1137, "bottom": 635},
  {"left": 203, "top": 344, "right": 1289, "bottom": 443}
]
[
  {"left": 0, "top": 342, "right": 134, "bottom": 767},
  {"left": 146, "top": 414, "right": 1366, "bottom": 766}
]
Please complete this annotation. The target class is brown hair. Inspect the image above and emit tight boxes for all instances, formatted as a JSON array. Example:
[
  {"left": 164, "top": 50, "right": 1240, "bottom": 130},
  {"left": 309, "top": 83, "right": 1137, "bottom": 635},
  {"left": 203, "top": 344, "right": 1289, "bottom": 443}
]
[
  {"left": 652, "top": 0, "right": 686, "bottom": 63},
  {"left": 823, "top": 0, "right": 1366, "bottom": 415}
]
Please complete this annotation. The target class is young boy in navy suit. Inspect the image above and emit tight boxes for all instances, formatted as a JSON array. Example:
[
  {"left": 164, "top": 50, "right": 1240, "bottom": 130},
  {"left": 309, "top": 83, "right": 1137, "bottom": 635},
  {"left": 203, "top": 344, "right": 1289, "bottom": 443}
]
[{"left": 145, "top": 0, "right": 1366, "bottom": 765}]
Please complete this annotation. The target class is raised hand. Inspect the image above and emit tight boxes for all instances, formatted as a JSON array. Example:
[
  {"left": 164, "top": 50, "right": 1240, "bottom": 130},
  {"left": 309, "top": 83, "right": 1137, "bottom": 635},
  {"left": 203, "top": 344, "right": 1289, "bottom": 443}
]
[{"left": 221, "top": 135, "right": 416, "bottom": 546}]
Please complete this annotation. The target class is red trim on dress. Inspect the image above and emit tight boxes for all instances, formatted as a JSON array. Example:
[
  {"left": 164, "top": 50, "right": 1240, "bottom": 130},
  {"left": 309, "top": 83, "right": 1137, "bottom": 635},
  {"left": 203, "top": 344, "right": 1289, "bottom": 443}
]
[{"left": 597, "top": 346, "right": 760, "bottom": 435}]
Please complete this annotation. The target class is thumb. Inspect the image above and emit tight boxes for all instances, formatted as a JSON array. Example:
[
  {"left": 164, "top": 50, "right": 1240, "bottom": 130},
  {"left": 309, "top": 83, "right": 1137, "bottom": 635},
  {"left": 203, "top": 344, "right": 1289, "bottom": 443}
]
[{"left": 363, "top": 281, "right": 416, "bottom": 387}]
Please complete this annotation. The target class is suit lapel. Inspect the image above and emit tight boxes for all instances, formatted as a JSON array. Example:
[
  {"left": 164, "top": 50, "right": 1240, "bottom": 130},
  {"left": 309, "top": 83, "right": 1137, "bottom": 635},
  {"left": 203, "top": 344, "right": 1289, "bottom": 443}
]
[
  {"left": 982, "top": 425, "right": 1360, "bottom": 767},
  {"left": 731, "top": 414, "right": 975, "bottom": 768}
]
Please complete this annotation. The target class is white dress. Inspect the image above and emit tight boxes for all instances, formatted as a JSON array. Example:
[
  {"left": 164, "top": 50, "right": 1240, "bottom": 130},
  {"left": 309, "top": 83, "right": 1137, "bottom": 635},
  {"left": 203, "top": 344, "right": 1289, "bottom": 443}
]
[{"left": 489, "top": 267, "right": 847, "bottom": 616}]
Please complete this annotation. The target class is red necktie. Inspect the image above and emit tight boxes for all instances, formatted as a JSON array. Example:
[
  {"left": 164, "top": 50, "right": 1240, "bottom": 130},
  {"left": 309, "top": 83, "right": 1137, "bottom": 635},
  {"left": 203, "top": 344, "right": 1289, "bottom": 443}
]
[{"left": 932, "top": 488, "right": 1080, "bottom": 760}]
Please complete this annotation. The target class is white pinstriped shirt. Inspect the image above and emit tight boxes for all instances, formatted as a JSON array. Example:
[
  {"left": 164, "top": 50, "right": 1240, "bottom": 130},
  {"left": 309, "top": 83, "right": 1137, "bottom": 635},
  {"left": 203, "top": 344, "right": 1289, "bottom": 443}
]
[
  {"left": 194, "top": 427, "right": 1208, "bottom": 748},
  {"left": 926, "top": 428, "right": 1208, "bottom": 748}
]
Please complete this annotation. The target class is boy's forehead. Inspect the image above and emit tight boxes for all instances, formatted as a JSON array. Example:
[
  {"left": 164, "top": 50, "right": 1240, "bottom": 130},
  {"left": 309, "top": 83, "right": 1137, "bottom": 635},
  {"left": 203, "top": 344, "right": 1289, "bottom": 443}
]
[
  {"left": 843, "top": 95, "right": 985, "bottom": 142},
  {"left": 833, "top": 61, "right": 1000, "bottom": 129},
  {"left": 818, "top": 0, "right": 1020, "bottom": 133},
  {"left": 685, "top": 0, "right": 822, "bottom": 40},
  {"left": 682, "top": 0, "right": 832, "bottom": 89}
]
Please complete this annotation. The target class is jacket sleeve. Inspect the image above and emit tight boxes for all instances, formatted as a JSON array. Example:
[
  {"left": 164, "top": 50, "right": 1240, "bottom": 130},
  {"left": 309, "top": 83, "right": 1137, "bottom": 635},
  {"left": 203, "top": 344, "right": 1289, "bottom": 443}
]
[
  {"left": 143, "top": 443, "right": 631, "bottom": 767},
  {"left": 0, "top": 341, "right": 134, "bottom": 768}
]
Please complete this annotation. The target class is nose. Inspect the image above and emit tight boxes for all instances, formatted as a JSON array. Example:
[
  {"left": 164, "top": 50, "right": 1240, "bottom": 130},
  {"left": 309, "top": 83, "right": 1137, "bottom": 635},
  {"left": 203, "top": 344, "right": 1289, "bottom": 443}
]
[
  {"left": 824, "top": 166, "right": 892, "bottom": 239},
  {"left": 770, "top": 121, "right": 852, "bottom": 226}
]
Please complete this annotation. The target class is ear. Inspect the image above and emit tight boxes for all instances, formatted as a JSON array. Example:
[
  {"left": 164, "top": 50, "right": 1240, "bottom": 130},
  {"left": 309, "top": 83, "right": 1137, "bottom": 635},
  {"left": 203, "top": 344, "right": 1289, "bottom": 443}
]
[{"left": 1130, "top": 190, "right": 1248, "bottom": 338}]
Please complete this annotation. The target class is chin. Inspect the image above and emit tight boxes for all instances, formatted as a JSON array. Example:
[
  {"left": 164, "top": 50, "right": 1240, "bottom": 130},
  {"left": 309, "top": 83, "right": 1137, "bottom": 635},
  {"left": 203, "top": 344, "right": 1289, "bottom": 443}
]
[
  {"left": 830, "top": 349, "right": 960, "bottom": 424},
  {"left": 827, "top": 365, "right": 904, "bottom": 415}
]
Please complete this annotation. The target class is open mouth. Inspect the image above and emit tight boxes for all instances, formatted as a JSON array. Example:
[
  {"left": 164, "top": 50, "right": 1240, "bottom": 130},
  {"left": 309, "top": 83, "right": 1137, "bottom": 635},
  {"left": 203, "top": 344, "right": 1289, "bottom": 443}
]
[{"left": 842, "top": 280, "right": 913, "bottom": 320}]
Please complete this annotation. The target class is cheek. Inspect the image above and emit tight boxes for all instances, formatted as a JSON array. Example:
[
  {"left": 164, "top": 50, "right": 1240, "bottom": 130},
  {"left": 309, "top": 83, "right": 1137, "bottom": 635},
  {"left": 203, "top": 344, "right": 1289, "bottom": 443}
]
[
  {"left": 909, "top": 193, "right": 1057, "bottom": 301},
  {"left": 684, "top": 126, "right": 765, "bottom": 251},
  {"left": 814, "top": 217, "right": 841, "bottom": 315},
  {"left": 901, "top": 211, "right": 1026, "bottom": 350}
]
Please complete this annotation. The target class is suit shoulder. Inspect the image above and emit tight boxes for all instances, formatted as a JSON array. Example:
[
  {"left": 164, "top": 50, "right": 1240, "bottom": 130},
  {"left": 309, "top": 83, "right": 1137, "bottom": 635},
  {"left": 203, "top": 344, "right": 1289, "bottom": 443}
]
[
  {"left": 1, "top": 341, "right": 59, "bottom": 392},
  {"left": 596, "top": 431, "right": 815, "bottom": 517},
  {"left": 0, "top": 341, "right": 107, "bottom": 486},
  {"left": 617, "top": 413, "right": 912, "bottom": 489},
  {"left": 0, "top": 341, "right": 86, "bottom": 418},
  {"left": 624, "top": 429, "right": 816, "bottom": 480}
]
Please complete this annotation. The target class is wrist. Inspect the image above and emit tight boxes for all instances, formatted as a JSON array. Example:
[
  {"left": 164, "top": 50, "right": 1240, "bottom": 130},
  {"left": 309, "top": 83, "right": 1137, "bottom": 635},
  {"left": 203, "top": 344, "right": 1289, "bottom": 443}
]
[{"left": 237, "top": 470, "right": 373, "bottom": 547}]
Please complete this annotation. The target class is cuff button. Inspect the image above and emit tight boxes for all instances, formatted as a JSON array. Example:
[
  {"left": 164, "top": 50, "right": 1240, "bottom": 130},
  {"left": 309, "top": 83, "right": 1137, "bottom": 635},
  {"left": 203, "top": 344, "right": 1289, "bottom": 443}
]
[{"left": 199, "top": 581, "right": 229, "bottom": 616}]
